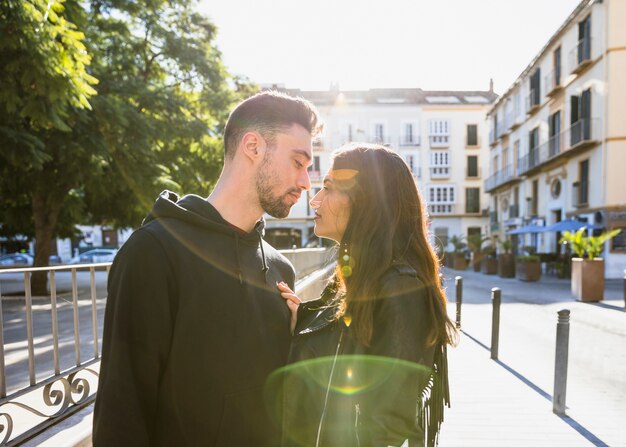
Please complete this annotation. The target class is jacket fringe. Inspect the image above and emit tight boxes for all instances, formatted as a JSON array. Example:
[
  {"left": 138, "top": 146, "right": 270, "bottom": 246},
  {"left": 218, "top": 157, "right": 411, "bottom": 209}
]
[{"left": 418, "top": 344, "right": 450, "bottom": 447}]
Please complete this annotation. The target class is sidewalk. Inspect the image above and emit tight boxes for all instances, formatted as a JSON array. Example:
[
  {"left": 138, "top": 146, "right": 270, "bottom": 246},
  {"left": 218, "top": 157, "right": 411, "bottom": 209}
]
[{"left": 438, "top": 269, "right": 626, "bottom": 446}]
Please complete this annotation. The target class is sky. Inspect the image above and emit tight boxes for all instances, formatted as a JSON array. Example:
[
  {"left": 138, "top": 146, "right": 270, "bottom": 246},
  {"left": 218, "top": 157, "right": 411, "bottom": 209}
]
[{"left": 199, "top": 0, "right": 582, "bottom": 95}]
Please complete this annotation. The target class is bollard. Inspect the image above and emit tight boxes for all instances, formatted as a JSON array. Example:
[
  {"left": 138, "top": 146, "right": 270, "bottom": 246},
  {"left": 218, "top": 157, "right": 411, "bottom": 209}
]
[
  {"left": 623, "top": 270, "right": 626, "bottom": 309},
  {"left": 553, "top": 309, "right": 570, "bottom": 415},
  {"left": 490, "top": 287, "right": 501, "bottom": 360},
  {"left": 455, "top": 276, "right": 463, "bottom": 329}
]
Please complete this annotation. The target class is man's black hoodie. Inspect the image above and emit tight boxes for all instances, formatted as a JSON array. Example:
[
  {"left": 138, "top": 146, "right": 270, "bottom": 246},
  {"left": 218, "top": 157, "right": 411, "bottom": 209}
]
[{"left": 93, "top": 191, "right": 294, "bottom": 446}]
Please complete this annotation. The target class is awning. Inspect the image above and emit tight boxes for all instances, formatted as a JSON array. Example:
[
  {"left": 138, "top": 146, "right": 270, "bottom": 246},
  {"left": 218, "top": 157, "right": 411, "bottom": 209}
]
[
  {"left": 542, "top": 219, "right": 604, "bottom": 233},
  {"left": 506, "top": 225, "right": 546, "bottom": 235}
]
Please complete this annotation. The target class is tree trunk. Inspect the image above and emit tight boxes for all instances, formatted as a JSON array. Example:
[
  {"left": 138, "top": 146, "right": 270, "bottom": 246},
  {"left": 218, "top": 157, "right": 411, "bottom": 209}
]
[{"left": 31, "top": 193, "right": 62, "bottom": 296}]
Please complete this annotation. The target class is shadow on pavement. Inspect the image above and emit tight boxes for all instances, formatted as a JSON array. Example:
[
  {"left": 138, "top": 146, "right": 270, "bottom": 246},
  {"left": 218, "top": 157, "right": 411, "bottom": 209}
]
[{"left": 461, "top": 330, "right": 610, "bottom": 447}]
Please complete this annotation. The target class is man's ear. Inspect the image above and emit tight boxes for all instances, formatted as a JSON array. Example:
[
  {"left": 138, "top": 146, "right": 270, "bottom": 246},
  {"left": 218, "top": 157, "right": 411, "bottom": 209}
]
[{"left": 240, "top": 131, "right": 264, "bottom": 162}]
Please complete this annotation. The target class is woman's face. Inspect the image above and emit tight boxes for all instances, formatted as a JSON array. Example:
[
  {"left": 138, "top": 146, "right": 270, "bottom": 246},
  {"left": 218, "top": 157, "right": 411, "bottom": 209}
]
[{"left": 309, "top": 169, "right": 354, "bottom": 243}]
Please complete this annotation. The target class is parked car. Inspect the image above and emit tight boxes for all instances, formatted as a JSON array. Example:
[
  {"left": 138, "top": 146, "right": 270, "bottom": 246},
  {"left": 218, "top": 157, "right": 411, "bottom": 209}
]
[
  {"left": 70, "top": 249, "right": 118, "bottom": 264},
  {"left": 0, "top": 253, "right": 34, "bottom": 266}
]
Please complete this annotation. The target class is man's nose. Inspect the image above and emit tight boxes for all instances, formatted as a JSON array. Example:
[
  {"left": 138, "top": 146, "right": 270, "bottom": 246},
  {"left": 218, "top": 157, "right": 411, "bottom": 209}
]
[{"left": 299, "top": 169, "right": 312, "bottom": 191}]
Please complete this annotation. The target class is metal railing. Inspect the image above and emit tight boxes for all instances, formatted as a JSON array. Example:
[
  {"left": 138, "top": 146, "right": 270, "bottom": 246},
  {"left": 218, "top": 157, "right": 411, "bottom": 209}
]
[
  {"left": 544, "top": 69, "right": 562, "bottom": 96},
  {"left": 398, "top": 135, "right": 421, "bottom": 147},
  {"left": 429, "top": 166, "right": 451, "bottom": 179},
  {"left": 0, "top": 248, "right": 334, "bottom": 445},
  {"left": 525, "top": 88, "right": 540, "bottom": 114},
  {"left": 569, "top": 37, "right": 592, "bottom": 74},
  {"left": 484, "top": 164, "right": 516, "bottom": 192},
  {"left": 428, "top": 204, "right": 455, "bottom": 215},
  {"left": 0, "top": 263, "right": 107, "bottom": 445}
]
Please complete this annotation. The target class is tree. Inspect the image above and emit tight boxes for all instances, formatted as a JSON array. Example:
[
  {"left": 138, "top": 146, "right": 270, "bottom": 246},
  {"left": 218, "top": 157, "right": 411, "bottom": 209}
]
[{"left": 1, "top": 0, "right": 254, "bottom": 294}]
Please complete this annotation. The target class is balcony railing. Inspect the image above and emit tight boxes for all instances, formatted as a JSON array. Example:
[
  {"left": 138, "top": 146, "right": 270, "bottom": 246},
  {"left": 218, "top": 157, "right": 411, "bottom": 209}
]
[
  {"left": 429, "top": 204, "right": 455, "bottom": 215},
  {"left": 569, "top": 118, "right": 599, "bottom": 150},
  {"left": 569, "top": 37, "right": 592, "bottom": 74},
  {"left": 489, "top": 129, "right": 496, "bottom": 146},
  {"left": 484, "top": 164, "right": 516, "bottom": 192},
  {"left": 526, "top": 89, "right": 541, "bottom": 115},
  {"left": 515, "top": 118, "right": 599, "bottom": 176},
  {"left": 399, "top": 135, "right": 421, "bottom": 147},
  {"left": 509, "top": 204, "right": 520, "bottom": 218},
  {"left": 429, "top": 135, "right": 450, "bottom": 148},
  {"left": 369, "top": 136, "right": 391, "bottom": 145},
  {"left": 429, "top": 166, "right": 451, "bottom": 179},
  {"left": 544, "top": 70, "right": 563, "bottom": 97},
  {"left": 504, "top": 111, "right": 513, "bottom": 133}
]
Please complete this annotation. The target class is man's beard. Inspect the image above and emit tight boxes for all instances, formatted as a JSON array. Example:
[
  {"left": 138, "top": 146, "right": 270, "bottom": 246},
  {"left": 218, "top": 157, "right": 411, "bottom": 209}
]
[{"left": 256, "top": 154, "right": 299, "bottom": 218}]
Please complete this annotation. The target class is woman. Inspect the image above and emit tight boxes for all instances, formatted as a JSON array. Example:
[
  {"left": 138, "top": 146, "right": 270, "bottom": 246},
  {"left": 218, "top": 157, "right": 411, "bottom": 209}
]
[{"left": 275, "top": 144, "right": 457, "bottom": 447}]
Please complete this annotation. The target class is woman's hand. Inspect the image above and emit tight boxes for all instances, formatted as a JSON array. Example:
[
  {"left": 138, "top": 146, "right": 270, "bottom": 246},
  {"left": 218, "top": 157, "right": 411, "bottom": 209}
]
[{"left": 277, "top": 282, "right": 301, "bottom": 334}]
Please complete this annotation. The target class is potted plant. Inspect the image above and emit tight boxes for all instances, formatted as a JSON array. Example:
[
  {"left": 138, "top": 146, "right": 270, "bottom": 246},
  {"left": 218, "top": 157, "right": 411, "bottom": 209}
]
[
  {"left": 467, "top": 234, "right": 490, "bottom": 272},
  {"left": 560, "top": 228, "right": 620, "bottom": 302},
  {"left": 480, "top": 243, "right": 498, "bottom": 274},
  {"left": 515, "top": 254, "right": 541, "bottom": 281},
  {"left": 449, "top": 235, "right": 468, "bottom": 270},
  {"left": 497, "top": 237, "right": 515, "bottom": 278}
]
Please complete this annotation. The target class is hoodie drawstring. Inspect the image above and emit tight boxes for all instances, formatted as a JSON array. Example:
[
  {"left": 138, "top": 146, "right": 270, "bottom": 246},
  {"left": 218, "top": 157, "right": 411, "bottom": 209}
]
[
  {"left": 234, "top": 233, "right": 244, "bottom": 285},
  {"left": 257, "top": 231, "right": 269, "bottom": 278}
]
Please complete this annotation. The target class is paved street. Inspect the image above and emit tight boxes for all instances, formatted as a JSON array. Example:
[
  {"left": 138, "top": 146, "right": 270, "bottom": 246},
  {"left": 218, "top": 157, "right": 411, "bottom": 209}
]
[{"left": 440, "top": 268, "right": 626, "bottom": 446}]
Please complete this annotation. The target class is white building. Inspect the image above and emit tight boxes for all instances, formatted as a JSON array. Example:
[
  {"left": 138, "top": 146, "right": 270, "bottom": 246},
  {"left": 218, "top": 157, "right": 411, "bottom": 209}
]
[
  {"left": 485, "top": 0, "right": 626, "bottom": 278},
  {"left": 264, "top": 86, "right": 497, "bottom": 252}
]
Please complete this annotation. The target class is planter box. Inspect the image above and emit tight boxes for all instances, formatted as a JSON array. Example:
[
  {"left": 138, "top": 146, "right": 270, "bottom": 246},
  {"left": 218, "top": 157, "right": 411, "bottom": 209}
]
[
  {"left": 471, "top": 252, "right": 484, "bottom": 272},
  {"left": 498, "top": 254, "right": 515, "bottom": 278},
  {"left": 516, "top": 261, "right": 541, "bottom": 282},
  {"left": 453, "top": 255, "right": 468, "bottom": 271},
  {"left": 571, "top": 258, "right": 604, "bottom": 302},
  {"left": 481, "top": 257, "right": 498, "bottom": 275}
]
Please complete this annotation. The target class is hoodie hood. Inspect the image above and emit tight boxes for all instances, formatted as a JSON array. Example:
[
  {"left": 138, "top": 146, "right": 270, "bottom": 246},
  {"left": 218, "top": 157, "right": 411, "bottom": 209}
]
[
  {"left": 143, "top": 190, "right": 265, "bottom": 241},
  {"left": 143, "top": 190, "right": 270, "bottom": 281}
]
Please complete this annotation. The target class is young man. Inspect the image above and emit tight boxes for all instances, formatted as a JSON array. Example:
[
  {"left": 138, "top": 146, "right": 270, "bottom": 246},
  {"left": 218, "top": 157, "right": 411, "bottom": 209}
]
[{"left": 93, "top": 91, "right": 321, "bottom": 446}]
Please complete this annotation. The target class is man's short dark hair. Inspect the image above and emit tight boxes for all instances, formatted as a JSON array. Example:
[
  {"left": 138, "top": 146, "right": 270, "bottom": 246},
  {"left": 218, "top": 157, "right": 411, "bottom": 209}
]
[{"left": 223, "top": 91, "right": 322, "bottom": 159}]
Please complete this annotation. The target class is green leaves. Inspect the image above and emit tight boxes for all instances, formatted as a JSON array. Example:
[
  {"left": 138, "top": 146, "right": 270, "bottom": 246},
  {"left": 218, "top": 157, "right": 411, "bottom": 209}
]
[{"left": 559, "top": 228, "right": 621, "bottom": 259}]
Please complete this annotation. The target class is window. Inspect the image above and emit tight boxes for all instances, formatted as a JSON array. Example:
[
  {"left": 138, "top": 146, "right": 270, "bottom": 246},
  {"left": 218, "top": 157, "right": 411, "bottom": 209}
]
[
  {"left": 579, "top": 159, "right": 589, "bottom": 205},
  {"left": 465, "top": 188, "right": 480, "bottom": 213},
  {"left": 529, "top": 69, "right": 541, "bottom": 108},
  {"left": 570, "top": 88, "right": 592, "bottom": 145},
  {"left": 401, "top": 122, "right": 418, "bottom": 145},
  {"left": 576, "top": 15, "right": 591, "bottom": 66},
  {"left": 428, "top": 119, "right": 450, "bottom": 146},
  {"left": 466, "top": 124, "right": 478, "bottom": 146},
  {"left": 308, "top": 155, "right": 321, "bottom": 180},
  {"left": 549, "top": 111, "right": 562, "bottom": 156},
  {"left": 502, "top": 148, "right": 509, "bottom": 168},
  {"left": 467, "top": 227, "right": 481, "bottom": 239},
  {"left": 467, "top": 155, "right": 478, "bottom": 177},
  {"left": 372, "top": 122, "right": 386, "bottom": 143},
  {"left": 553, "top": 46, "right": 562, "bottom": 87},
  {"left": 529, "top": 127, "right": 539, "bottom": 168},
  {"left": 434, "top": 227, "right": 449, "bottom": 253},
  {"left": 430, "top": 151, "right": 450, "bottom": 177},
  {"left": 428, "top": 185, "right": 456, "bottom": 214},
  {"left": 531, "top": 179, "right": 539, "bottom": 216}
]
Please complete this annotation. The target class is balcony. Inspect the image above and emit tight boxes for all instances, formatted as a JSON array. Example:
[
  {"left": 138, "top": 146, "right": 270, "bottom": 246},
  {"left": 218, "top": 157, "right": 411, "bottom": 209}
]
[
  {"left": 544, "top": 70, "right": 563, "bottom": 97},
  {"left": 569, "top": 118, "right": 600, "bottom": 151},
  {"left": 503, "top": 112, "right": 513, "bottom": 134},
  {"left": 398, "top": 135, "right": 421, "bottom": 147},
  {"left": 489, "top": 129, "right": 497, "bottom": 146},
  {"left": 429, "top": 166, "right": 451, "bottom": 179},
  {"left": 429, "top": 135, "right": 450, "bottom": 148},
  {"left": 572, "top": 180, "right": 589, "bottom": 208},
  {"left": 569, "top": 37, "right": 592, "bottom": 75},
  {"left": 369, "top": 136, "right": 391, "bottom": 145},
  {"left": 515, "top": 118, "right": 599, "bottom": 177},
  {"left": 484, "top": 164, "right": 517, "bottom": 192},
  {"left": 526, "top": 89, "right": 541, "bottom": 115},
  {"left": 429, "top": 203, "right": 455, "bottom": 215}
]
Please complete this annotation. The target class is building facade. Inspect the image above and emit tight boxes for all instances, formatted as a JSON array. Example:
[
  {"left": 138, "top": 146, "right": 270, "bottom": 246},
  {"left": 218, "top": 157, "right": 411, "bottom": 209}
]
[
  {"left": 485, "top": 0, "right": 626, "bottom": 277},
  {"left": 264, "top": 86, "right": 497, "bottom": 252}
]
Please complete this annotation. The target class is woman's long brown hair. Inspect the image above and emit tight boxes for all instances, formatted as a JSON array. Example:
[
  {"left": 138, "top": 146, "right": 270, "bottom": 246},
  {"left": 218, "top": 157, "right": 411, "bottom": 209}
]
[{"left": 330, "top": 144, "right": 457, "bottom": 348}]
